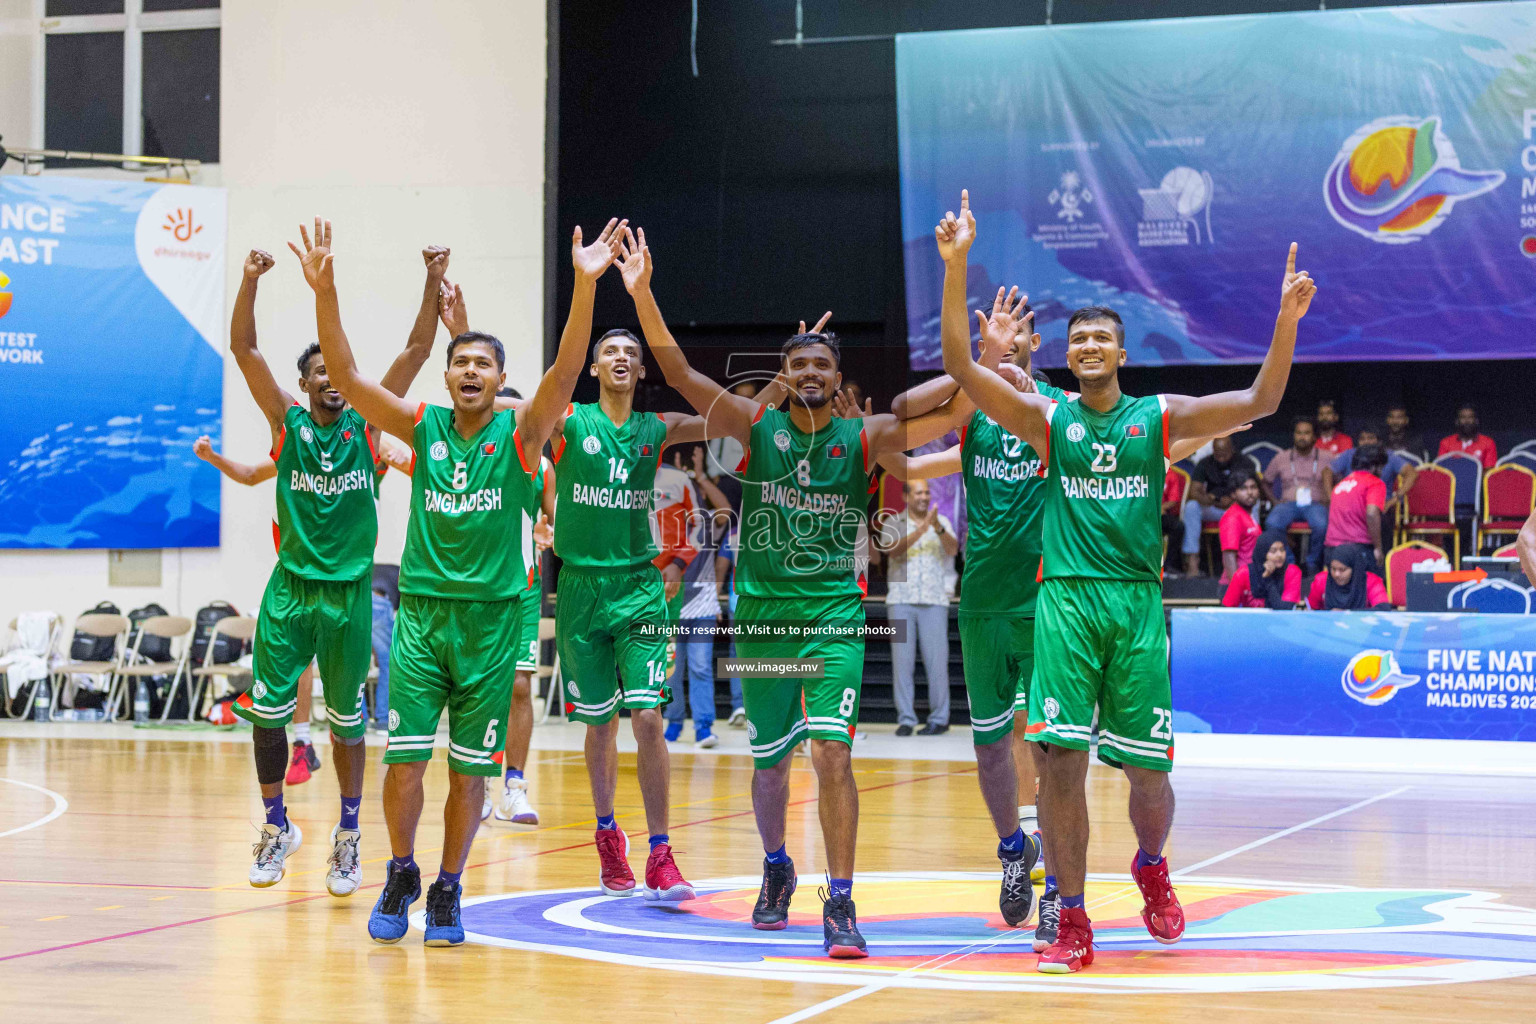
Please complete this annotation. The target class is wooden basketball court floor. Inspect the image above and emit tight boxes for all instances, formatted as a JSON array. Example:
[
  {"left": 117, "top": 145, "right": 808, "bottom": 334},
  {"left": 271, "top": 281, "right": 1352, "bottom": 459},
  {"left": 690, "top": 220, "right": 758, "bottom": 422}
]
[{"left": 2, "top": 721, "right": 1534, "bottom": 1023}]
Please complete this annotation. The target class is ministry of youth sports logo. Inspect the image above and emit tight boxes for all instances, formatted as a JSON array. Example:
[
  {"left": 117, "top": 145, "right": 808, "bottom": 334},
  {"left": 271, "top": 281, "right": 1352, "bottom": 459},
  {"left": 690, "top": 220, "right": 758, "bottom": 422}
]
[
  {"left": 773, "top": 430, "right": 792, "bottom": 452},
  {"left": 1065, "top": 423, "right": 1086, "bottom": 443},
  {"left": 388, "top": 709, "right": 399, "bottom": 731},
  {"left": 430, "top": 440, "right": 448, "bottom": 461},
  {"left": 252, "top": 680, "right": 267, "bottom": 700},
  {"left": 582, "top": 435, "right": 601, "bottom": 456},
  {"left": 299, "top": 425, "right": 314, "bottom": 444},
  {"left": 1042, "top": 697, "right": 1060, "bottom": 720}
]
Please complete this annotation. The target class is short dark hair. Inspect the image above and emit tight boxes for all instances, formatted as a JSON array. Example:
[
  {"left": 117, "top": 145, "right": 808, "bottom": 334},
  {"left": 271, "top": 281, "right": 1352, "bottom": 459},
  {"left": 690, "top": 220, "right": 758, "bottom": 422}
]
[
  {"left": 1456, "top": 402, "right": 1478, "bottom": 417},
  {"left": 1354, "top": 443, "right": 1387, "bottom": 472},
  {"left": 1066, "top": 306, "right": 1124, "bottom": 343},
  {"left": 1292, "top": 414, "right": 1316, "bottom": 431},
  {"left": 1356, "top": 422, "right": 1384, "bottom": 441},
  {"left": 446, "top": 331, "right": 505, "bottom": 371},
  {"left": 781, "top": 331, "right": 841, "bottom": 368},
  {"left": 1030, "top": 367, "right": 1051, "bottom": 387},
  {"left": 1317, "top": 397, "right": 1339, "bottom": 413},
  {"left": 297, "top": 343, "right": 322, "bottom": 376},
  {"left": 496, "top": 386, "right": 521, "bottom": 400},
  {"left": 593, "top": 328, "right": 641, "bottom": 358}
]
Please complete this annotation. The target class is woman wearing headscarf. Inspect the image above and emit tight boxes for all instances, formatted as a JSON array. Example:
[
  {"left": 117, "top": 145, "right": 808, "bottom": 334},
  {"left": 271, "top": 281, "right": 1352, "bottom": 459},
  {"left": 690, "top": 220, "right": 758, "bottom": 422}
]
[
  {"left": 1307, "top": 542, "right": 1390, "bottom": 610},
  {"left": 1221, "top": 528, "right": 1302, "bottom": 609}
]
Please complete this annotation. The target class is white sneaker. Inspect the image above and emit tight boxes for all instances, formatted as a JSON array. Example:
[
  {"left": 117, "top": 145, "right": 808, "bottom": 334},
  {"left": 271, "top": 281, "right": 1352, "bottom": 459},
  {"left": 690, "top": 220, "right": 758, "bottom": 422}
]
[
  {"left": 326, "top": 825, "right": 362, "bottom": 897},
  {"left": 728, "top": 707, "right": 746, "bottom": 727},
  {"left": 249, "top": 819, "right": 303, "bottom": 888},
  {"left": 494, "top": 778, "right": 539, "bottom": 824},
  {"left": 481, "top": 793, "right": 493, "bottom": 822},
  {"left": 695, "top": 733, "right": 719, "bottom": 749}
]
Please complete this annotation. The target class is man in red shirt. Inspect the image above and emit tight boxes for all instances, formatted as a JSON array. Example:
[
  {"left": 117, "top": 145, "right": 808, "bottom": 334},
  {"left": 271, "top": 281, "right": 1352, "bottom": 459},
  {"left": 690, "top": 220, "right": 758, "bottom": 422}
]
[
  {"left": 1438, "top": 403, "right": 1498, "bottom": 469},
  {"left": 1217, "top": 474, "right": 1262, "bottom": 585},
  {"left": 1325, "top": 444, "right": 1388, "bottom": 567},
  {"left": 1314, "top": 399, "right": 1353, "bottom": 457}
]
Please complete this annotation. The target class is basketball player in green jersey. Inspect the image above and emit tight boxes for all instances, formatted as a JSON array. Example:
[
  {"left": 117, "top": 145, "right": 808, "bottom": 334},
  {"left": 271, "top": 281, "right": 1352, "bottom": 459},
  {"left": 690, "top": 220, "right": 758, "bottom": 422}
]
[
  {"left": 936, "top": 190, "right": 1315, "bottom": 973},
  {"left": 616, "top": 227, "right": 976, "bottom": 958},
  {"left": 304, "top": 216, "right": 622, "bottom": 944},
  {"left": 230, "top": 242, "right": 442, "bottom": 895}
]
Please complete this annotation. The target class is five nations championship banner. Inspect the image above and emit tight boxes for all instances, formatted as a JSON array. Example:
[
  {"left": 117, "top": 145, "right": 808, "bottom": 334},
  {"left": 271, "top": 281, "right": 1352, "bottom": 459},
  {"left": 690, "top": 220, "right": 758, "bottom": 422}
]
[
  {"left": 897, "top": 1, "right": 1536, "bottom": 369},
  {"left": 0, "top": 176, "right": 225, "bottom": 548}
]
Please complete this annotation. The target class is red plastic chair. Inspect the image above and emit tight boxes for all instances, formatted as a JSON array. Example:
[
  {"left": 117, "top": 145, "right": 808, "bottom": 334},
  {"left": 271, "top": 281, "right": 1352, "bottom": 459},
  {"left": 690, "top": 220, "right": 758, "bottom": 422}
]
[
  {"left": 1384, "top": 540, "right": 1448, "bottom": 609},
  {"left": 1400, "top": 463, "right": 1459, "bottom": 565},
  {"left": 1482, "top": 463, "right": 1536, "bottom": 547},
  {"left": 1493, "top": 542, "right": 1519, "bottom": 558}
]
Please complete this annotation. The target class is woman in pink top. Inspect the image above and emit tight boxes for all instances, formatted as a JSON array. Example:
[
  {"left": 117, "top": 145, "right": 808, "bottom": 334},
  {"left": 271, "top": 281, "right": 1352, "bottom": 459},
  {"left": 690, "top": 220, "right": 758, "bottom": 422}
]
[
  {"left": 1307, "top": 543, "right": 1390, "bottom": 610},
  {"left": 1222, "top": 528, "right": 1303, "bottom": 608}
]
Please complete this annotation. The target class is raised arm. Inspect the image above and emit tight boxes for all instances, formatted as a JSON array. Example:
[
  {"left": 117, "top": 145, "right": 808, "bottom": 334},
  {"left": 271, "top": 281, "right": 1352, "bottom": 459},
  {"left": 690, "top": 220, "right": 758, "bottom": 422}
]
[
  {"left": 1165, "top": 244, "right": 1315, "bottom": 445},
  {"left": 621, "top": 228, "right": 759, "bottom": 446},
  {"left": 890, "top": 286, "right": 1026, "bottom": 419},
  {"left": 194, "top": 435, "right": 277, "bottom": 486},
  {"left": 519, "top": 219, "right": 627, "bottom": 458},
  {"left": 876, "top": 446, "right": 962, "bottom": 482},
  {"left": 229, "top": 248, "right": 295, "bottom": 443},
  {"left": 377, "top": 246, "right": 450, "bottom": 399},
  {"left": 293, "top": 219, "right": 420, "bottom": 442},
  {"left": 935, "top": 192, "right": 1053, "bottom": 453}
]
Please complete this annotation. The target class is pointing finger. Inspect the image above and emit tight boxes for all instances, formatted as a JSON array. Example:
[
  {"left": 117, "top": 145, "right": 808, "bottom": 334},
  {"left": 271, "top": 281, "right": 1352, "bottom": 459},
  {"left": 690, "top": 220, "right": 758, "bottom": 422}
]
[{"left": 1285, "top": 241, "right": 1297, "bottom": 275}]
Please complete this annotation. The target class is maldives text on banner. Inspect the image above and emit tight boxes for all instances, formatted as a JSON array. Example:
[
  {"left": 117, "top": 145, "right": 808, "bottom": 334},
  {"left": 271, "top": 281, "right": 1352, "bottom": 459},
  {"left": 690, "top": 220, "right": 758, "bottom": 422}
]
[
  {"left": 0, "top": 176, "right": 225, "bottom": 549},
  {"left": 1171, "top": 608, "right": 1536, "bottom": 742},
  {"left": 896, "top": 1, "right": 1536, "bottom": 369}
]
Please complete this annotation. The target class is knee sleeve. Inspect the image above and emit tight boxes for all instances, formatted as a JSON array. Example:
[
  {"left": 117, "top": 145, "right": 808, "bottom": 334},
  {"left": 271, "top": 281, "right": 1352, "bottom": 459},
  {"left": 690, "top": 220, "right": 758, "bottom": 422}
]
[
  {"left": 333, "top": 732, "right": 365, "bottom": 747},
  {"left": 253, "top": 725, "right": 289, "bottom": 785}
]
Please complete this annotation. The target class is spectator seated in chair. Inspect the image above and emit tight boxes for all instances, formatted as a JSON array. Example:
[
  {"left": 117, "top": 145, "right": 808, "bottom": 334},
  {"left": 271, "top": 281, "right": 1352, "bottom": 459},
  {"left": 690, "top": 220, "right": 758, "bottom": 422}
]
[
  {"left": 1263, "top": 415, "right": 1330, "bottom": 573},
  {"left": 1180, "top": 435, "right": 1245, "bottom": 577},
  {"left": 1222, "top": 528, "right": 1303, "bottom": 608},
  {"left": 1384, "top": 403, "right": 1427, "bottom": 462},
  {"left": 1325, "top": 426, "right": 1418, "bottom": 507},
  {"left": 1325, "top": 443, "right": 1389, "bottom": 571},
  {"left": 1218, "top": 472, "right": 1262, "bottom": 586},
  {"left": 1314, "top": 398, "right": 1353, "bottom": 457},
  {"left": 1308, "top": 543, "right": 1391, "bottom": 611},
  {"left": 1438, "top": 402, "right": 1498, "bottom": 470}
]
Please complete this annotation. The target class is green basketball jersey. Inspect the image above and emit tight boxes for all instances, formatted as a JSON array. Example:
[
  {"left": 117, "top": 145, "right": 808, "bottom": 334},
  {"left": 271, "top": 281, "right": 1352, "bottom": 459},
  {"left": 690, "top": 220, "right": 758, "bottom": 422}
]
[
  {"left": 522, "top": 456, "right": 547, "bottom": 592},
  {"left": 272, "top": 404, "right": 380, "bottom": 582},
  {"left": 960, "top": 382, "right": 1068, "bottom": 615},
  {"left": 399, "top": 403, "right": 534, "bottom": 601},
  {"left": 1041, "top": 393, "right": 1168, "bottom": 583},
  {"left": 737, "top": 407, "right": 869, "bottom": 600},
  {"left": 552, "top": 402, "right": 667, "bottom": 569}
]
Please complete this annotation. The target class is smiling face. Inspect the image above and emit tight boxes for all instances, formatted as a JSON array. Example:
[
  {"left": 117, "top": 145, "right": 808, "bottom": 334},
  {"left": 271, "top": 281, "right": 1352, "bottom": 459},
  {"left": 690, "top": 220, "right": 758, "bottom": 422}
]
[
  {"left": 1329, "top": 558, "right": 1354, "bottom": 588},
  {"left": 444, "top": 339, "right": 504, "bottom": 414},
  {"left": 590, "top": 334, "right": 644, "bottom": 394},
  {"left": 1265, "top": 539, "right": 1288, "bottom": 568},
  {"left": 1065, "top": 318, "right": 1126, "bottom": 383},
  {"left": 1386, "top": 407, "right": 1409, "bottom": 435},
  {"left": 299, "top": 351, "right": 346, "bottom": 414},
  {"left": 905, "top": 479, "right": 931, "bottom": 515},
  {"left": 782, "top": 341, "right": 841, "bottom": 411}
]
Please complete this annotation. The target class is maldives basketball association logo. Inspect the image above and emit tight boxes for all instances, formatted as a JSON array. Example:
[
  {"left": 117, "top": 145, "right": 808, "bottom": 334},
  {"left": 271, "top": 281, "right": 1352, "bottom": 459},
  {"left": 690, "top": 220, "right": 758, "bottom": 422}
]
[{"left": 1324, "top": 116, "right": 1503, "bottom": 244}]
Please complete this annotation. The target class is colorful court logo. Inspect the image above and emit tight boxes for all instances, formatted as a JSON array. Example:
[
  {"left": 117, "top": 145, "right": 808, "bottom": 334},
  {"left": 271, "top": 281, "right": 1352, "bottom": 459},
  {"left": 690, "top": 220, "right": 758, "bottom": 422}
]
[
  {"left": 1341, "top": 649, "right": 1420, "bottom": 706},
  {"left": 0, "top": 270, "right": 11, "bottom": 318},
  {"left": 1324, "top": 116, "right": 1503, "bottom": 244},
  {"left": 439, "top": 872, "right": 1536, "bottom": 994}
]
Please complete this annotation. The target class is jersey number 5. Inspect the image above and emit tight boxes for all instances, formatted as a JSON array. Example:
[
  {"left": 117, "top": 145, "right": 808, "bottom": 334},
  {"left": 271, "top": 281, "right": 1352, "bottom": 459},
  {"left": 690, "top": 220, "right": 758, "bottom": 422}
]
[{"left": 1090, "top": 442, "right": 1118, "bottom": 474}]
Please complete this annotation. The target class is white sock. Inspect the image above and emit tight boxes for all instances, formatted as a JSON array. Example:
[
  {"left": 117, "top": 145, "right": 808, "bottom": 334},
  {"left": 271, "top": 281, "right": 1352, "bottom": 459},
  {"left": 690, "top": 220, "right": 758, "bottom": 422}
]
[
  {"left": 1019, "top": 804, "right": 1038, "bottom": 832},
  {"left": 293, "top": 722, "right": 311, "bottom": 745}
]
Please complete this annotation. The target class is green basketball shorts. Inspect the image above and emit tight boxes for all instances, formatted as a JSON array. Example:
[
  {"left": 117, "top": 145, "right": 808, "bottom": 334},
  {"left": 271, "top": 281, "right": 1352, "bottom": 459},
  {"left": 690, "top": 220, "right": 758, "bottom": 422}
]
[
  {"left": 515, "top": 581, "right": 542, "bottom": 673},
  {"left": 237, "top": 565, "right": 372, "bottom": 739},
  {"left": 735, "top": 593, "right": 865, "bottom": 768},
  {"left": 385, "top": 593, "right": 522, "bottom": 776},
  {"left": 555, "top": 563, "right": 672, "bottom": 726},
  {"left": 958, "top": 612, "right": 1034, "bottom": 746},
  {"left": 1026, "top": 577, "right": 1174, "bottom": 772}
]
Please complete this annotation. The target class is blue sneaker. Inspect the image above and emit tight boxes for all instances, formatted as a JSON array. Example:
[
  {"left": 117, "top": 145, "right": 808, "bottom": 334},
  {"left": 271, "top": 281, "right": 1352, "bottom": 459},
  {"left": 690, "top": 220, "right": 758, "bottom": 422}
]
[
  {"left": 663, "top": 721, "right": 683, "bottom": 743},
  {"left": 367, "top": 861, "right": 421, "bottom": 944},
  {"left": 423, "top": 879, "right": 465, "bottom": 946}
]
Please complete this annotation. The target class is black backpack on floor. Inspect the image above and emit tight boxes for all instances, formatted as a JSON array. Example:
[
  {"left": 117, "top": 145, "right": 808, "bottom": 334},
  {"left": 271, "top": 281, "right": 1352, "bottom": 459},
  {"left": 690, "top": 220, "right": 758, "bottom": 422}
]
[
  {"left": 126, "top": 603, "right": 172, "bottom": 662},
  {"left": 190, "top": 601, "right": 242, "bottom": 666},
  {"left": 69, "top": 601, "right": 121, "bottom": 662}
]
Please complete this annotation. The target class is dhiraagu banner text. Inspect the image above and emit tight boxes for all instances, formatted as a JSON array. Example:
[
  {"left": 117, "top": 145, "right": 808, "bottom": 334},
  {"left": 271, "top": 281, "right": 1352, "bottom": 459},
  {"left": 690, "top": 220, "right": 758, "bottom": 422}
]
[
  {"left": 0, "top": 176, "right": 225, "bottom": 548},
  {"left": 896, "top": 1, "right": 1536, "bottom": 369}
]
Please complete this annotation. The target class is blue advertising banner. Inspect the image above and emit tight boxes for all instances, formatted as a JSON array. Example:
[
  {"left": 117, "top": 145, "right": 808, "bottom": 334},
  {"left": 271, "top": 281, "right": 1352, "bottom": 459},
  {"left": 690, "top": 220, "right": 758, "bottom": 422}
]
[
  {"left": 896, "top": 2, "right": 1536, "bottom": 369},
  {"left": 0, "top": 176, "right": 226, "bottom": 548},
  {"left": 1171, "top": 608, "right": 1536, "bottom": 742}
]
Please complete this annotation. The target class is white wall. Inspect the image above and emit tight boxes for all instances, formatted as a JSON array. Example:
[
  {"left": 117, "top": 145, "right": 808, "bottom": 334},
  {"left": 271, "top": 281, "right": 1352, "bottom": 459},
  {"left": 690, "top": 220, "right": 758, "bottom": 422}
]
[{"left": 0, "top": 0, "right": 546, "bottom": 638}]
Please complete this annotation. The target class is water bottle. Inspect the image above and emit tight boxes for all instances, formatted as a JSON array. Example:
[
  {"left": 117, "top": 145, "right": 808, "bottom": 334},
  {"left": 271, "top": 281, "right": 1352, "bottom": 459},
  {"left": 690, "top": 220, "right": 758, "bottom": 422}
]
[
  {"left": 133, "top": 679, "right": 150, "bottom": 723},
  {"left": 31, "top": 677, "right": 51, "bottom": 722}
]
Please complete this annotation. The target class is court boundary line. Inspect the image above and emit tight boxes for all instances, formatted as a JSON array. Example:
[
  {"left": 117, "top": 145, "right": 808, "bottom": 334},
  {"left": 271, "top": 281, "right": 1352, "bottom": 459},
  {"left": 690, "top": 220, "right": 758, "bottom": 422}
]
[{"left": 0, "top": 777, "right": 68, "bottom": 840}]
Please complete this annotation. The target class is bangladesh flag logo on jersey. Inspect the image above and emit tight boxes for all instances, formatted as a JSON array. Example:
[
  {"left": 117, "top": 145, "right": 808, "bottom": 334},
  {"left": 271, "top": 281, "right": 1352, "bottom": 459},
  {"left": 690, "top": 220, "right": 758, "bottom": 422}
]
[
  {"left": 342, "top": 429, "right": 354, "bottom": 442},
  {"left": 638, "top": 443, "right": 654, "bottom": 457},
  {"left": 482, "top": 442, "right": 497, "bottom": 456},
  {"left": 1124, "top": 423, "right": 1147, "bottom": 439},
  {"left": 827, "top": 443, "right": 847, "bottom": 459}
]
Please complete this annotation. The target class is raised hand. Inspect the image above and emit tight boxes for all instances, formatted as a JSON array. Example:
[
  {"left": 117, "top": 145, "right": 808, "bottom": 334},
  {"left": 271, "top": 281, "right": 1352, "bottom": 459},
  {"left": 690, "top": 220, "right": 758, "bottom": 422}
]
[
  {"left": 380, "top": 440, "right": 412, "bottom": 472},
  {"left": 798, "top": 311, "right": 833, "bottom": 336},
  {"left": 286, "top": 217, "right": 333, "bottom": 292},
  {"left": 574, "top": 217, "right": 627, "bottom": 281},
  {"left": 831, "top": 386, "right": 872, "bottom": 419},
  {"left": 974, "top": 286, "right": 1035, "bottom": 365},
  {"left": 1279, "top": 242, "right": 1316, "bottom": 320},
  {"left": 243, "top": 249, "right": 275, "bottom": 280},
  {"left": 934, "top": 189, "right": 977, "bottom": 264},
  {"left": 439, "top": 279, "right": 468, "bottom": 337},
  {"left": 995, "top": 362, "right": 1033, "bottom": 393},
  {"left": 422, "top": 245, "right": 450, "bottom": 284},
  {"left": 617, "top": 226, "right": 652, "bottom": 294},
  {"left": 193, "top": 435, "right": 215, "bottom": 461}
]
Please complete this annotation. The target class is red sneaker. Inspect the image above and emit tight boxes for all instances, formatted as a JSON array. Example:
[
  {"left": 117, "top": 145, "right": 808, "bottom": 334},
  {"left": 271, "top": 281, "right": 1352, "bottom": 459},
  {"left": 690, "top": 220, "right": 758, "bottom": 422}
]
[
  {"left": 643, "top": 843, "right": 696, "bottom": 903},
  {"left": 1132, "top": 853, "right": 1185, "bottom": 944},
  {"left": 595, "top": 828, "right": 636, "bottom": 896},
  {"left": 1036, "top": 905, "right": 1094, "bottom": 974},
  {"left": 285, "top": 742, "right": 312, "bottom": 786}
]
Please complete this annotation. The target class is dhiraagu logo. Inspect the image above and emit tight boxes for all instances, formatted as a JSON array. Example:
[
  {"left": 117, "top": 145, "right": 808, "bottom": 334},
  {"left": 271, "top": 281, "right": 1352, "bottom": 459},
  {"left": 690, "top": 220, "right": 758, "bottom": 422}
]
[
  {"left": 0, "top": 270, "right": 12, "bottom": 318},
  {"left": 1324, "top": 116, "right": 1503, "bottom": 243},
  {"left": 1342, "top": 648, "right": 1421, "bottom": 706}
]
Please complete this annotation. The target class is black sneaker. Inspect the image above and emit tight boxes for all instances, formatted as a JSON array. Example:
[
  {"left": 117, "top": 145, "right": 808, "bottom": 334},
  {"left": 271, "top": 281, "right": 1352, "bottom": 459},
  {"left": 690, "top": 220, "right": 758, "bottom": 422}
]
[
  {"left": 1033, "top": 886, "right": 1060, "bottom": 952},
  {"left": 423, "top": 879, "right": 465, "bottom": 946},
  {"left": 917, "top": 722, "right": 949, "bottom": 736},
  {"left": 820, "top": 887, "right": 868, "bottom": 959},
  {"left": 752, "top": 857, "right": 797, "bottom": 930},
  {"left": 999, "top": 832, "right": 1039, "bottom": 927},
  {"left": 895, "top": 724, "right": 914, "bottom": 737}
]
